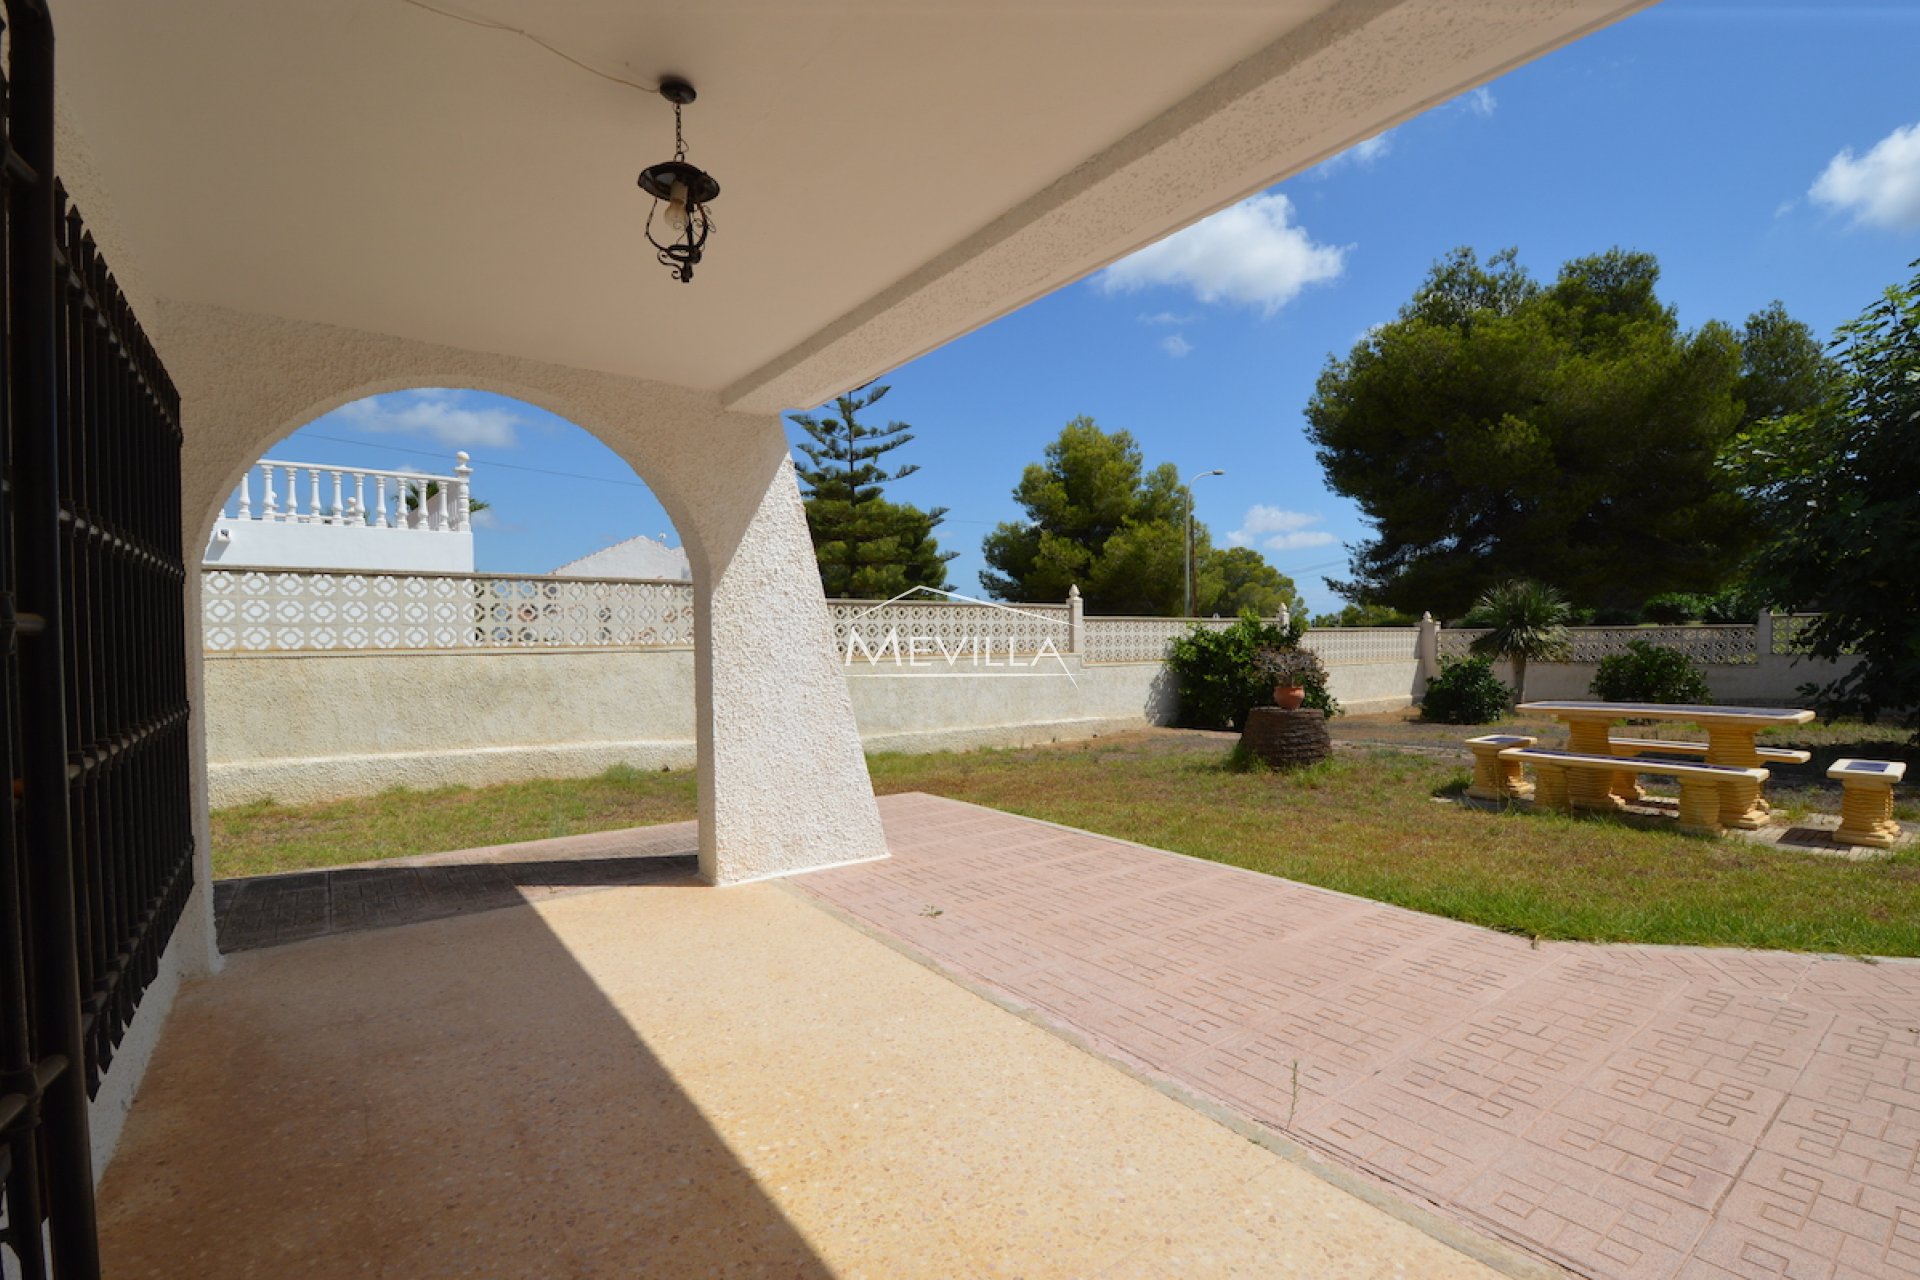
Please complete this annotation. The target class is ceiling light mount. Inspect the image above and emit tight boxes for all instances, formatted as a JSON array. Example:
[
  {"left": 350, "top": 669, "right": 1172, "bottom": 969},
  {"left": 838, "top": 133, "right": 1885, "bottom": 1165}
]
[{"left": 638, "top": 76, "right": 719, "bottom": 284}]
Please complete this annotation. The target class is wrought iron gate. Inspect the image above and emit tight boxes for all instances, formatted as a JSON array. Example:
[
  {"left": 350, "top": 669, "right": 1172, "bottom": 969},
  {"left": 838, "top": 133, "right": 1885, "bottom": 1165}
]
[{"left": 0, "top": 3, "right": 193, "bottom": 1276}]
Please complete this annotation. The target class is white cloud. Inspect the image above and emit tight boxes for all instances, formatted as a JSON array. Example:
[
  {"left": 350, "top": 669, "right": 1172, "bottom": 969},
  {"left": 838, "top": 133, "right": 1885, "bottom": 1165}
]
[
  {"left": 1810, "top": 120, "right": 1920, "bottom": 231},
  {"left": 337, "top": 390, "right": 521, "bottom": 449},
  {"left": 1137, "top": 311, "right": 1195, "bottom": 326},
  {"left": 1160, "top": 333, "right": 1194, "bottom": 358},
  {"left": 1312, "top": 130, "right": 1394, "bottom": 178},
  {"left": 1265, "top": 530, "right": 1338, "bottom": 551},
  {"left": 1227, "top": 505, "right": 1337, "bottom": 553},
  {"left": 1465, "top": 86, "right": 1497, "bottom": 119},
  {"left": 1097, "top": 194, "right": 1347, "bottom": 316}
]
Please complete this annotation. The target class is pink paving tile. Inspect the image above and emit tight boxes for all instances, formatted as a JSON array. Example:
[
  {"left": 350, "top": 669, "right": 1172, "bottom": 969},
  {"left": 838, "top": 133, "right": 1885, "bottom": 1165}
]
[
  {"left": 1183, "top": 990, "right": 1429, "bottom": 1113},
  {"left": 795, "top": 794, "right": 1920, "bottom": 1280},
  {"left": 1623, "top": 989, "right": 1833, "bottom": 1092},
  {"left": 1167, "top": 955, "right": 1362, "bottom": 1019},
  {"left": 1572, "top": 945, "right": 1816, "bottom": 995},
  {"left": 1791, "top": 958, "right": 1920, "bottom": 1029},
  {"left": 1758, "top": 1094, "right": 1920, "bottom": 1196},
  {"left": 1525, "top": 1092, "right": 1752, "bottom": 1211},
  {"left": 1303, "top": 1084, "right": 1521, "bottom": 1200},
  {"left": 1675, "top": 1230, "right": 1840, "bottom": 1279},
  {"left": 1458, "top": 1146, "right": 1714, "bottom": 1279},
  {"left": 1703, "top": 1149, "right": 1920, "bottom": 1278},
  {"left": 1793, "top": 1017, "right": 1920, "bottom": 1120}
]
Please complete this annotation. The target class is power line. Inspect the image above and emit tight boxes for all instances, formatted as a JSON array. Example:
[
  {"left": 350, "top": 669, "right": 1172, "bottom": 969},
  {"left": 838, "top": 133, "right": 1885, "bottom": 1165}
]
[
  {"left": 297, "top": 432, "right": 655, "bottom": 490},
  {"left": 297, "top": 432, "right": 1029, "bottom": 527}
]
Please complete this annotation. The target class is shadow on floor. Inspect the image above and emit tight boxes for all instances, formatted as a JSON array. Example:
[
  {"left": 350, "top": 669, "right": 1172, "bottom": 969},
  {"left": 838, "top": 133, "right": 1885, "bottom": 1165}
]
[
  {"left": 107, "top": 862, "right": 834, "bottom": 1278},
  {"left": 215, "top": 853, "right": 701, "bottom": 951}
]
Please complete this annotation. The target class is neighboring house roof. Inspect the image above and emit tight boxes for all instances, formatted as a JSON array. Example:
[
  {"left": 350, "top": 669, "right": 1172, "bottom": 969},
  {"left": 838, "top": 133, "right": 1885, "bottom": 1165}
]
[{"left": 552, "top": 535, "right": 691, "bottom": 581}]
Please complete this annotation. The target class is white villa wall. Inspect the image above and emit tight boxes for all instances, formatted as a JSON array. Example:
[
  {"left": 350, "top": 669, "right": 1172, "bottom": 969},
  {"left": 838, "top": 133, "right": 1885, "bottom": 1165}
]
[
  {"left": 206, "top": 517, "right": 475, "bottom": 573},
  {"left": 202, "top": 606, "right": 1860, "bottom": 809},
  {"left": 1483, "top": 654, "right": 1861, "bottom": 705},
  {"left": 1327, "top": 658, "right": 1428, "bottom": 716},
  {"left": 203, "top": 647, "right": 1422, "bottom": 805},
  {"left": 1440, "top": 618, "right": 1859, "bottom": 707}
]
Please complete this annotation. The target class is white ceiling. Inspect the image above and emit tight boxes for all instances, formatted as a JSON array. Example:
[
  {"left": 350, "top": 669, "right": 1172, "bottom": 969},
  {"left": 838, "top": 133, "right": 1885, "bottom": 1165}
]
[{"left": 56, "top": 0, "right": 1649, "bottom": 411}]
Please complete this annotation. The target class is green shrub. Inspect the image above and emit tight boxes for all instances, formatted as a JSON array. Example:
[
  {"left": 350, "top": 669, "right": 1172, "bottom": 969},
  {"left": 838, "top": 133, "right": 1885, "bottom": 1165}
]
[
  {"left": 1420, "top": 656, "right": 1512, "bottom": 724},
  {"left": 1699, "top": 586, "right": 1764, "bottom": 624},
  {"left": 1166, "top": 612, "right": 1339, "bottom": 730},
  {"left": 1641, "top": 592, "right": 1705, "bottom": 625},
  {"left": 1589, "top": 640, "right": 1711, "bottom": 704}
]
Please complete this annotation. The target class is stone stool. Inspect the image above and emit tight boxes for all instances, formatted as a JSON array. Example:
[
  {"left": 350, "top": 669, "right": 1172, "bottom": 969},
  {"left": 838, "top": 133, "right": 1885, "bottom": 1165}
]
[
  {"left": 1828, "top": 758, "right": 1907, "bottom": 849},
  {"left": 1465, "top": 734, "right": 1537, "bottom": 801}
]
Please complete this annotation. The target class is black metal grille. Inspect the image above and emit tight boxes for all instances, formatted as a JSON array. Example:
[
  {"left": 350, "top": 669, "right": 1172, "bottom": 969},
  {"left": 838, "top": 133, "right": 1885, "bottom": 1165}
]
[
  {"left": 55, "top": 183, "right": 192, "bottom": 1097},
  {"left": 0, "top": 2, "right": 190, "bottom": 1276}
]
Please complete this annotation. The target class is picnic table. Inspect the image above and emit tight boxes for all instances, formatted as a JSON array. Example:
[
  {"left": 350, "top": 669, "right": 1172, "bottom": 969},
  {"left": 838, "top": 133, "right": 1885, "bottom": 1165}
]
[{"left": 1516, "top": 701, "right": 1814, "bottom": 828}]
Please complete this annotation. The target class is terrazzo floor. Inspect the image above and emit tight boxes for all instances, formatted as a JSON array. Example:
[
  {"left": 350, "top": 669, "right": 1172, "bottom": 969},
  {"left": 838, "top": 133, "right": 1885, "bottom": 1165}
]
[{"left": 103, "top": 828, "right": 1507, "bottom": 1278}]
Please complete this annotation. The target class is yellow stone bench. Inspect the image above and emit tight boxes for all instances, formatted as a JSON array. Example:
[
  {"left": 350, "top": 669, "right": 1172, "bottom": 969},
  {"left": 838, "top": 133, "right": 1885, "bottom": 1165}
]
[
  {"left": 1465, "top": 734, "right": 1537, "bottom": 800},
  {"left": 1828, "top": 758, "right": 1906, "bottom": 849},
  {"left": 1603, "top": 738, "right": 1809, "bottom": 805},
  {"left": 1500, "top": 747, "right": 1769, "bottom": 837},
  {"left": 1609, "top": 738, "right": 1811, "bottom": 765}
]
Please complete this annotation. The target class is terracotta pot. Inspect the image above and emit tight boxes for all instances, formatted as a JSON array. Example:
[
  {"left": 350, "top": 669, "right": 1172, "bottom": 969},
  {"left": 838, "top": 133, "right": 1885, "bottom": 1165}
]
[{"left": 1273, "top": 684, "right": 1306, "bottom": 711}]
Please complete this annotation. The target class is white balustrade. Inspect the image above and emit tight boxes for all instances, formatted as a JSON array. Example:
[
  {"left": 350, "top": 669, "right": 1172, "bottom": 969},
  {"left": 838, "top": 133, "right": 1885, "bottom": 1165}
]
[
  {"left": 1081, "top": 615, "right": 1236, "bottom": 664},
  {"left": 455, "top": 452, "right": 472, "bottom": 532},
  {"left": 1302, "top": 627, "right": 1420, "bottom": 666},
  {"left": 202, "top": 568, "right": 695, "bottom": 652},
  {"left": 220, "top": 456, "right": 474, "bottom": 534}
]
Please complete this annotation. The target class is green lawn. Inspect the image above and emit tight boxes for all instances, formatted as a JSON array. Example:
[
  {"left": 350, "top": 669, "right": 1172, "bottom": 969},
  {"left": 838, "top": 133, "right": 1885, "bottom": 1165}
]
[
  {"left": 211, "top": 765, "right": 697, "bottom": 879},
  {"left": 212, "top": 729, "right": 1920, "bottom": 956}
]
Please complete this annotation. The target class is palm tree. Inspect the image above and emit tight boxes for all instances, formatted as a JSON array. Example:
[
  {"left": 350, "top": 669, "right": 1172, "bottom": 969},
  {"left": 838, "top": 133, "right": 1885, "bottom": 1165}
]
[
  {"left": 1469, "top": 579, "right": 1571, "bottom": 707},
  {"left": 402, "top": 478, "right": 488, "bottom": 515}
]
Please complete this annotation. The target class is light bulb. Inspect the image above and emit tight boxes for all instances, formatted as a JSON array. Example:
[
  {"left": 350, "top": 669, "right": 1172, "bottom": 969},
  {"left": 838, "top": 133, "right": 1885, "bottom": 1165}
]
[{"left": 663, "top": 180, "right": 690, "bottom": 235}]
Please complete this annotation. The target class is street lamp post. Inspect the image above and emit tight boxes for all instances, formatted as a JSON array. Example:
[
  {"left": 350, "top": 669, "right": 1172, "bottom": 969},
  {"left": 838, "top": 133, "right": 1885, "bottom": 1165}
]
[{"left": 1184, "top": 468, "right": 1225, "bottom": 617}]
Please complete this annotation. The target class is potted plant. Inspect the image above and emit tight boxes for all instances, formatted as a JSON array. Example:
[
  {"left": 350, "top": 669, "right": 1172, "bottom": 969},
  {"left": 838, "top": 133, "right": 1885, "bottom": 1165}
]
[{"left": 1253, "top": 647, "right": 1325, "bottom": 711}]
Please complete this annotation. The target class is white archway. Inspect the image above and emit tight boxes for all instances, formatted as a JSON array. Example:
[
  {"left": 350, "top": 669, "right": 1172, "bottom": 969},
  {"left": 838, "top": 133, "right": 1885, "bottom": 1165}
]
[{"left": 163, "top": 299, "right": 888, "bottom": 971}]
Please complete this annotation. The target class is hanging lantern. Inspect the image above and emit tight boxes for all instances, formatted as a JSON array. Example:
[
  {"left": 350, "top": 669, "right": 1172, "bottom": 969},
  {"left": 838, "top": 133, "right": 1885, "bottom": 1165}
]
[{"left": 637, "top": 78, "right": 719, "bottom": 283}]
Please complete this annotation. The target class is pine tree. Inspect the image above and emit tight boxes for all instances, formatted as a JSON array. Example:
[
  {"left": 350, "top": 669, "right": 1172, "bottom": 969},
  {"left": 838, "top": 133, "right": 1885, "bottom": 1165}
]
[{"left": 789, "top": 384, "right": 955, "bottom": 597}]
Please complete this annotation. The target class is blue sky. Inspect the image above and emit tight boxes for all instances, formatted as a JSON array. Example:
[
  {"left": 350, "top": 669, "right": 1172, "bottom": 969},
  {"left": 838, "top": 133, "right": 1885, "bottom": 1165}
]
[{"left": 271, "top": 0, "right": 1920, "bottom": 617}]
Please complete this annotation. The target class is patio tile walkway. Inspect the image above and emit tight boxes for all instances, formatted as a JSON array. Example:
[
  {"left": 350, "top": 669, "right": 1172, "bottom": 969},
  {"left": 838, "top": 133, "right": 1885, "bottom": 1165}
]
[{"left": 799, "top": 793, "right": 1920, "bottom": 1280}]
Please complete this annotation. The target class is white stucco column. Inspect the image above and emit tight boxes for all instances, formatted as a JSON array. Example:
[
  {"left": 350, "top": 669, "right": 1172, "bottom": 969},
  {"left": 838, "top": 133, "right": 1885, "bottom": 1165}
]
[{"left": 682, "top": 414, "right": 889, "bottom": 884}]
